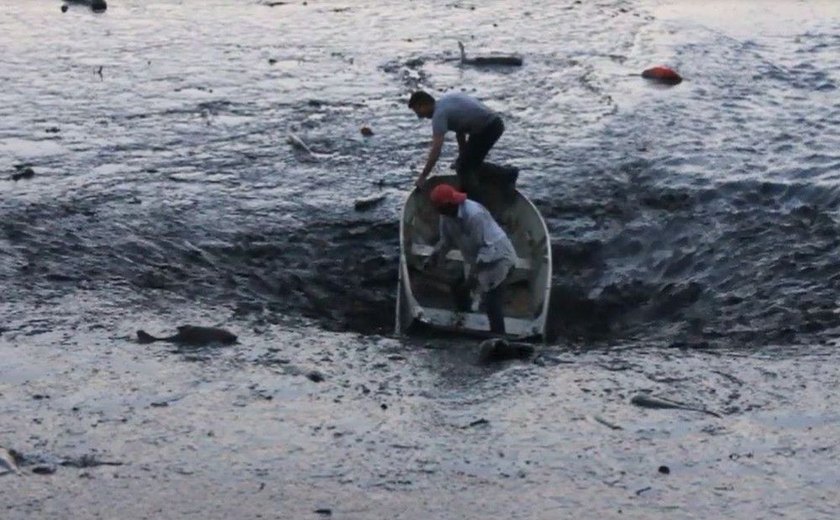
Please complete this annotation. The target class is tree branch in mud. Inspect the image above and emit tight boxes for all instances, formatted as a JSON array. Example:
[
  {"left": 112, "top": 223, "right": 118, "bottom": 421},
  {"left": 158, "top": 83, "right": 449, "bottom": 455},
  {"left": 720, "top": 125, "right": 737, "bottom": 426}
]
[{"left": 458, "top": 41, "right": 523, "bottom": 67}]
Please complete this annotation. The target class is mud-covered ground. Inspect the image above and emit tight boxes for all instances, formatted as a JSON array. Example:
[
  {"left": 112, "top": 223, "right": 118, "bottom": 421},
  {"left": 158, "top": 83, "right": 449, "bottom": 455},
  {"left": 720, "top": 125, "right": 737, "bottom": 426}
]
[
  {"left": 2, "top": 0, "right": 840, "bottom": 518},
  {"left": 2, "top": 299, "right": 839, "bottom": 519}
]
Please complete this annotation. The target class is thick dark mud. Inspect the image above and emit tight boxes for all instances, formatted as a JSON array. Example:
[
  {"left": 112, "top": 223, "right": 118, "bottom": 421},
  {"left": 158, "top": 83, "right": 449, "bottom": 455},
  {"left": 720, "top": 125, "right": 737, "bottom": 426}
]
[
  {"left": 2, "top": 1, "right": 840, "bottom": 518},
  {"left": 3, "top": 0, "right": 839, "bottom": 348}
]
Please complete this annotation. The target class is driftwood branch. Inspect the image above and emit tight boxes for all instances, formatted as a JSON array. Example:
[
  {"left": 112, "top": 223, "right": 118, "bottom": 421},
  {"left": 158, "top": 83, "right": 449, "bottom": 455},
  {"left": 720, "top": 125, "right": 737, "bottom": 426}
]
[{"left": 458, "top": 41, "right": 523, "bottom": 67}]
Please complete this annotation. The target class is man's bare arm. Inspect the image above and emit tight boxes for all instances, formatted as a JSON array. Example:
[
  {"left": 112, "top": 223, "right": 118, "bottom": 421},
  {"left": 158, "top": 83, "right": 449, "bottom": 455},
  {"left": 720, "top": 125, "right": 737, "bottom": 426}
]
[{"left": 416, "top": 134, "right": 445, "bottom": 187}]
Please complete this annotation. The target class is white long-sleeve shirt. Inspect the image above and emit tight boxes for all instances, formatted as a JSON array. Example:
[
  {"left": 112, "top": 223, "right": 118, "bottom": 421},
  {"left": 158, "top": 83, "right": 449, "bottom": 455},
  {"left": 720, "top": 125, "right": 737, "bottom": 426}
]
[{"left": 435, "top": 199, "right": 517, "bottom": 269}]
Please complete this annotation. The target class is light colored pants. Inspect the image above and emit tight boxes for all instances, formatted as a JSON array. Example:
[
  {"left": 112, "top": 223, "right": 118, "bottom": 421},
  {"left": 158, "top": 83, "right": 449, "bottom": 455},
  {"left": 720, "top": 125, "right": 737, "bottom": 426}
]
[{"left": 472, "top": 257, "right": 515, "bottom": 294}]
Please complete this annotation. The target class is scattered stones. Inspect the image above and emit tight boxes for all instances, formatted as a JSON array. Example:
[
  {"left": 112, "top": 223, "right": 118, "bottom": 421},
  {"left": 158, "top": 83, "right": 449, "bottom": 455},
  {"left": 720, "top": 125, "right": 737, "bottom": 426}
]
[
  {"left": 466, "top": 418, "right": 489, "bottom": 428},
  {"left": 306, "top": 370, "right": 325, "bottom": 383},
  {"left": 314, "top": 509, "right": 332, "bottom": 516},
  {"left": 658, "top": 465, "right": 670, "bottom": 474},
  {"left": 268, "top": 58, "right": 277, "bottom": 65},
  {"left": 360, "top": 126, "right": 374, "bottom": 137}
]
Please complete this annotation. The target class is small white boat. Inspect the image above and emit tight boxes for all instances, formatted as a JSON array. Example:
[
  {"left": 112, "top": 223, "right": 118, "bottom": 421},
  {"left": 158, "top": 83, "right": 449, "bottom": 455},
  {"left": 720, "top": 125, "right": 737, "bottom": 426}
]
[{"left": 396, "top": 172, "right": 552, "bottom": 340}]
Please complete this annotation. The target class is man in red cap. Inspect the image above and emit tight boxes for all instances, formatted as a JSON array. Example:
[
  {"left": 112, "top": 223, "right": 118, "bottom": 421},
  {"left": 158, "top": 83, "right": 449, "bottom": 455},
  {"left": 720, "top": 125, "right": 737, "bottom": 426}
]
[{"left": 424, "top": 183, "right": 517, "bottom": 334}]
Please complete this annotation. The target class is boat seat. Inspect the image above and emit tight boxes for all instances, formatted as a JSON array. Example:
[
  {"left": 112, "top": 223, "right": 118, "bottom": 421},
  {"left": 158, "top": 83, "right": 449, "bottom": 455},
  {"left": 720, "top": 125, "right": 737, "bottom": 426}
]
[{"left": 410, "top": 243, "right": 532, "bottom": 270}]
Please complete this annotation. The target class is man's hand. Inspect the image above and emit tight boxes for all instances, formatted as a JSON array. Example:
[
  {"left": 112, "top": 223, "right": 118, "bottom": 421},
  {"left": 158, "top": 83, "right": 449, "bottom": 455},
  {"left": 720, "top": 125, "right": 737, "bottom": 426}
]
[
  {"left": 418, "top": 134, "right": 445, "bottom": 187},
  {"left": 421, "top": 250, "right": 440, "bottom": 271}
]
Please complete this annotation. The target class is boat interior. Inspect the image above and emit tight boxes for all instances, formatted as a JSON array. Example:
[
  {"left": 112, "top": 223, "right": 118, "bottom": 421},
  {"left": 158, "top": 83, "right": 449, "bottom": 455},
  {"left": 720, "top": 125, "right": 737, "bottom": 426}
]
[{"left": 402, "top": 172, "right": 550, "bottom": 327}]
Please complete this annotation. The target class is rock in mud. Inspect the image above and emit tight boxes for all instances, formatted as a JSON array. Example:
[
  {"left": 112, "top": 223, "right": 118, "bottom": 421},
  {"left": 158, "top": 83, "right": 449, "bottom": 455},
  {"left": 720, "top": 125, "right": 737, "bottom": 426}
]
[
  {"left": 63, "top": 0, "right": 108, "bottom": 12},
  {"left": 478, "top": 338, "right": 535, "bottom": 363},
  {"left": 136, "top": 325, "right": 237, "bottom": 346},
  {"left": 10, "top": 164, "right": 35, "bottom": 181}
]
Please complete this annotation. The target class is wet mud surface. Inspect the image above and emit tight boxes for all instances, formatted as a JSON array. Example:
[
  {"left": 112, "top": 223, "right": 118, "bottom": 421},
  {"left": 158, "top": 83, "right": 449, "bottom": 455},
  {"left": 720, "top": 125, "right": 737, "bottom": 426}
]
[
  {"left": 2, "top": 301, "right": 839, "bottom": 519},
  {"left": 2, "top": 0, "right": 840, "bottom": 518}
]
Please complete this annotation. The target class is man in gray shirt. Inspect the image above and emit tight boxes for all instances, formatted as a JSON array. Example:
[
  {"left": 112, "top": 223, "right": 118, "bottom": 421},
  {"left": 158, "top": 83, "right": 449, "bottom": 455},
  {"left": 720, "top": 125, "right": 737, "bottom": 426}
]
[{"left": 408, "top": 90, "right": 505, "bottom": 197}]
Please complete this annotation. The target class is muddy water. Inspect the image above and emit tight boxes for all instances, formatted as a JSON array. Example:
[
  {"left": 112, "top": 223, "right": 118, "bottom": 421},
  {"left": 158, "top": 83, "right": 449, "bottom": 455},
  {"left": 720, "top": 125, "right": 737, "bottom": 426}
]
[{"left": 1, "top": 0, "right": 839, "bottom": 518}]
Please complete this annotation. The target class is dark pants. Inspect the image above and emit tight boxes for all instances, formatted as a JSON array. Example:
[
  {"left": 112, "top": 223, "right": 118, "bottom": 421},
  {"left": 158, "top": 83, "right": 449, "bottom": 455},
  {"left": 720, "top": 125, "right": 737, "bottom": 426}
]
[
  {"left": 456, "top": 117, "right": 504, "bottom": 198},
  {"left": 484, "top": 284, "right": 506, "bottom": 334},
  {"left": 451, "top": 276, "right": 507, "bottom": 335}
]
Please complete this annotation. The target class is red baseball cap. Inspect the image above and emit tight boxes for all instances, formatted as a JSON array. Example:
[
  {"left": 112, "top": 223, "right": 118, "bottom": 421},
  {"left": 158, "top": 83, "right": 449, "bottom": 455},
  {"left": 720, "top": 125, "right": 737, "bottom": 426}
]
[{"left": 429, "top": 183, "right": 467, "bottom": 207}]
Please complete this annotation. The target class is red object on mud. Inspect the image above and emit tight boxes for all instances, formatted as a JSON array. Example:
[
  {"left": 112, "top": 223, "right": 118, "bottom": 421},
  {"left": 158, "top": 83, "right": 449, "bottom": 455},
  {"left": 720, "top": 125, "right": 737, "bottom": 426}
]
[{"left": 641, "top": 66, "right": 683, "bottom": 85}]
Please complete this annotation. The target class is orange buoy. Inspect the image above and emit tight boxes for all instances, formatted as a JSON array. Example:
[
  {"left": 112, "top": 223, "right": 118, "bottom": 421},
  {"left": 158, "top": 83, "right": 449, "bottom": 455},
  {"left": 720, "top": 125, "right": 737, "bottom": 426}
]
[{"left": 641, "top": 66, "right": 682, "bottom": 85}]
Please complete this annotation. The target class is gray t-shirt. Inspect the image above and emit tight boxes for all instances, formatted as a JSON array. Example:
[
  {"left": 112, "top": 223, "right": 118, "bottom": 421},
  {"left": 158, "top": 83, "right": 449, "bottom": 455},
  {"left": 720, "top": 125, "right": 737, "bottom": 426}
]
[{"left": 431, "top": 92, "right": 496, "bottom": 137}]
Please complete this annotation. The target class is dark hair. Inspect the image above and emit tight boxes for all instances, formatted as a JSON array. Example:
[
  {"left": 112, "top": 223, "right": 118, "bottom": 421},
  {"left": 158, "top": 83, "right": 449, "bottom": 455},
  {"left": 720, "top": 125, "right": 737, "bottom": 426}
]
[{"left": 408, "top": 91, "right": 435, "bottom": 109}]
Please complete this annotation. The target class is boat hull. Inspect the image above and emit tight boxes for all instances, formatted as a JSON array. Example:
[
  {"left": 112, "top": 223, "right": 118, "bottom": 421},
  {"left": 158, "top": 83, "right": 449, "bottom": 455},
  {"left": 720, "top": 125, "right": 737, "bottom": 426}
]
[{"left": 396, "top": 173, "right": 551, "bottom": 340}]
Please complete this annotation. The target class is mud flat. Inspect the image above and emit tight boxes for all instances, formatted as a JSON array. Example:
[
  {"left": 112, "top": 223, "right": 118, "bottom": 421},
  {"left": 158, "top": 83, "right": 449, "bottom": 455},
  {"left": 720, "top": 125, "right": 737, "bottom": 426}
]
[{"left": 1, "top": 298, "right": 838, "bottom": 519}]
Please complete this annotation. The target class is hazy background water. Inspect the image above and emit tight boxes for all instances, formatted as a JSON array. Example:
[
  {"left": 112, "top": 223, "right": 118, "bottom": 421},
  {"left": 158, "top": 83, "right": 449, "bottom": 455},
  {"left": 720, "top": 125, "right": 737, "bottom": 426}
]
[{"left": 1, "top": 1, "right": 840, "bottom": 518}]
